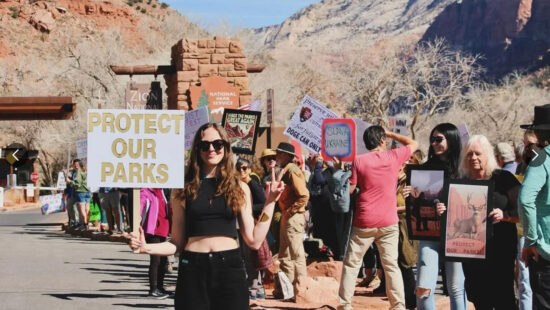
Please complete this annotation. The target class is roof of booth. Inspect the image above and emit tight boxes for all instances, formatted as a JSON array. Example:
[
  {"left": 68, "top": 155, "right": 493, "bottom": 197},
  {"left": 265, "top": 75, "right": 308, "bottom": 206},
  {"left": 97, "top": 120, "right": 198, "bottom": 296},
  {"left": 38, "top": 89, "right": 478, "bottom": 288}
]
[{"left": 0, "top": 97, "right": 75, "bottom": 120}]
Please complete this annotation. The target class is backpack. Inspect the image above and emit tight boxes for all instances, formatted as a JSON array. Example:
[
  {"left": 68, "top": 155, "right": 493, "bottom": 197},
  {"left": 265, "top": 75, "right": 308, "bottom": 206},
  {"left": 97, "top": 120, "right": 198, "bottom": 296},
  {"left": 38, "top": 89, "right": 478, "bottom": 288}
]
[{"left": 327, "top": 169, "right": 352, "bottom": 213}]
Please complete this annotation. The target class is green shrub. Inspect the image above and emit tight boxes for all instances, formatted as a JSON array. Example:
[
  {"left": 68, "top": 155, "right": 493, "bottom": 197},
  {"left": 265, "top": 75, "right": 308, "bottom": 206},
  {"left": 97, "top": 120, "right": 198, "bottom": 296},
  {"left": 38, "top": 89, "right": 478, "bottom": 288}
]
[
  {"left": 161, "top": 2, "right": 168, "bottom": 8},
  {"left": 141, "top": 8, "right": 146, "bottom": 13},
  {"left": 136, "top": 5, "right": 140, "bottom": 10},
  {"left": 152, "top": 4, "right": 156, "bottom": 8}
]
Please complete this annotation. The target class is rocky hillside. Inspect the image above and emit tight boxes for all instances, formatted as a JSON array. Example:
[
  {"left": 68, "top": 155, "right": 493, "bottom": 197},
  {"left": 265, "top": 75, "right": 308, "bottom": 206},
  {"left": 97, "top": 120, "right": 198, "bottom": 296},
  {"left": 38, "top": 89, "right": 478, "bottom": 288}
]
[
  {"left": 0, "top": 0, "right": 206, "bottom": 184},
  {"left": 422, "top": 0, "right": 550, "bottom": 76},
  {"left": 241, "top": 0, "right": 455, "bottom": 52}
]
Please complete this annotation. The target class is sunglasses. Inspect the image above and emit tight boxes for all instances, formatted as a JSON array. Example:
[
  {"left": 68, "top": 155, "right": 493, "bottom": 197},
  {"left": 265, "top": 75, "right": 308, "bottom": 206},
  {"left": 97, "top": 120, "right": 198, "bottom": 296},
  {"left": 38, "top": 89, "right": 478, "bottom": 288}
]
[
  {"left": 198, "top": 139, "right": 226, "bottom": 152},
  {"left": 430, "top": 136, "right": 444, "bottom": 144},
  {"left": 237, "top": 166, "right": 249, "bottom": 171},
  {"left": 264, "top": 156, "right": 276, "bottom": 161}
]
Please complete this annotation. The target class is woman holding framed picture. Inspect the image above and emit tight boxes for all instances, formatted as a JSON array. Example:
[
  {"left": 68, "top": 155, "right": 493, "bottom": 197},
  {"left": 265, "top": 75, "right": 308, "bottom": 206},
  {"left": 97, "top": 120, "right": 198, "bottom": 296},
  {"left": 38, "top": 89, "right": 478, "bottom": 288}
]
[
  {"left": 406, "top": 123, "right": 468, "bottom": 310},
  {"left": 439, "top": 134, "right": 520, "bottom": 309}
]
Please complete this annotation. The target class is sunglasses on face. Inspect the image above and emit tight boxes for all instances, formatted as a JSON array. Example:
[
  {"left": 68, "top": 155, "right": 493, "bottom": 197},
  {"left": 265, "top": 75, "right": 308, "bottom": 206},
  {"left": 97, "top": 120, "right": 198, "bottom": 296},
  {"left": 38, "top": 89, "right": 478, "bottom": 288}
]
[
  {"left": 430, "top": 136, "right": 444, "bottom": 144},
  {"left": 237, "top": 166, "right": 249, "bottom": 172},
  {"left": 264, "top": 156, "right": 276, "bottom": 161},
  {"left": 198, "top": 139, "right": 226, "bottom": 152}
]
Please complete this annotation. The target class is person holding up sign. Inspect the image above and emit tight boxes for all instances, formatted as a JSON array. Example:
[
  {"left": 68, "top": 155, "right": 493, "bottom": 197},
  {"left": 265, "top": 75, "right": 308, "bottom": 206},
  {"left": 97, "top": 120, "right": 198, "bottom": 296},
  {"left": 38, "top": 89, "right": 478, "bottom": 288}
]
[
  {"left": 129, "top": 123, "right": 284, "bottom": 310},
  {"left": 338, "top": 126, "right": 418, "bottom": 310}
]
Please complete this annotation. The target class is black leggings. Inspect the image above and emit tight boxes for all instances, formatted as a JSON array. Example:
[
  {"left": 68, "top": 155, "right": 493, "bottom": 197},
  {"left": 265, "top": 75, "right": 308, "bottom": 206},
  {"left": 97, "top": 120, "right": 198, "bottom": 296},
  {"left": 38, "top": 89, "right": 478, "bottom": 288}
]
[{"left": 145, "top": 235, "right": 167, "bottom": 292}]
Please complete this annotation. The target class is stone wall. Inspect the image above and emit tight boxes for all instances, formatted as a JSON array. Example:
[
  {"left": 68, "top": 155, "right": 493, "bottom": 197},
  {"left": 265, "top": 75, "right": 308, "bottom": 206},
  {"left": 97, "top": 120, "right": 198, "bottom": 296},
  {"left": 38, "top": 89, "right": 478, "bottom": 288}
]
[{"left": 165, "top": 36, "right": 253, "bottom": 110}]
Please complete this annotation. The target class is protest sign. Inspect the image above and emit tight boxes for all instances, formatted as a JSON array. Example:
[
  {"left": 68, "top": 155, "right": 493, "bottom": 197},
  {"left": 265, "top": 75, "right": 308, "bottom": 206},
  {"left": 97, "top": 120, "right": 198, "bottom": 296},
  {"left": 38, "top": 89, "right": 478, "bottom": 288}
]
[
  {"left": 321, "top": 118, "right": 356, "bottom": 162},
  {"left": 284, "top": 95, "right": 339, "bottom": 153},
  {"left": 458, "top": 123, "right": 470, "bottom": 147},
  {"left": 222, "top": 109, "right": 261, "bottom": 155},
  {"left": 354, "top": 118, "right": 371, "bottom": 155},
  {"left": 40, "top": 193, "right": 65, "bottom": 215},
  {"left": 87, "top": 109, "right": 185, "bottom": 188},
  {"left": 185, "top": 107, "right": 210, "bottom": 150},
  {"left": 76, "top": 138, "right": 87, "bottom": 159}
]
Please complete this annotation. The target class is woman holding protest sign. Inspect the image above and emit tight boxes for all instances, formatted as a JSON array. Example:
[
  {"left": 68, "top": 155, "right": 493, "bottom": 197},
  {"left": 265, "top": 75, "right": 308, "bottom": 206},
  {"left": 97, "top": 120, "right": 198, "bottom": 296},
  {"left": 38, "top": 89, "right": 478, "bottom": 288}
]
[{"left": 129, "top": 122, "right": 284, "bottom": 310}]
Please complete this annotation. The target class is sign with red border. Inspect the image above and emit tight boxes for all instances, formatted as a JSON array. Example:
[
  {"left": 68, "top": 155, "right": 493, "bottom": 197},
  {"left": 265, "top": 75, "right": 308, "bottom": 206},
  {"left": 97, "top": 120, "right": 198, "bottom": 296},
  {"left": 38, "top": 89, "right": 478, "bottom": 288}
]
[{"left": 321, "top": 118, "right": 356, "bottom": 162}]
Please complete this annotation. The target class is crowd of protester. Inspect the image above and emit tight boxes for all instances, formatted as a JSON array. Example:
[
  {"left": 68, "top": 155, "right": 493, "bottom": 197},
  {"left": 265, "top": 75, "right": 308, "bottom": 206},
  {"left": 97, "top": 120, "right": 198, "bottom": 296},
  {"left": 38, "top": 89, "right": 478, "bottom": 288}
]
[{"left": 61, "top": 104, "right": 550, "bottom": 309}]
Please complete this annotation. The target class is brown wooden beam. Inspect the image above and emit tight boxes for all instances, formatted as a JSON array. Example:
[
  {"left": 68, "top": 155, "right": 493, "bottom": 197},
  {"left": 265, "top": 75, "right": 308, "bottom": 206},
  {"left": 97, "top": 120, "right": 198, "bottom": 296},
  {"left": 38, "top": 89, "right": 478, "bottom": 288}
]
[
  {"left": 110, "top": 65, "right": 177, "bottom": 76},
  {"left": 0, "top": 97, "right": 72, "bottom": 104},
  {"left": 111, "top": 63, "right": 266, "bottom": 75},
  {"left": 247, "top": 63, "right": 265, "bottom": 73}
]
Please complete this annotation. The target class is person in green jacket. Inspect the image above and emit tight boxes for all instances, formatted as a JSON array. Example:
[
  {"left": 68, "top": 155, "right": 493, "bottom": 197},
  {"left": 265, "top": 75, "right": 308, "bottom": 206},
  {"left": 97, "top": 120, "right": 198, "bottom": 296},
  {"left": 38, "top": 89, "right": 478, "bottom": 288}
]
[
  {"left": 518, "top": 104, "right": 550, "bottom": 310},
  {"left": 70, "top": 159, "right": 91, "bottom": 230}
]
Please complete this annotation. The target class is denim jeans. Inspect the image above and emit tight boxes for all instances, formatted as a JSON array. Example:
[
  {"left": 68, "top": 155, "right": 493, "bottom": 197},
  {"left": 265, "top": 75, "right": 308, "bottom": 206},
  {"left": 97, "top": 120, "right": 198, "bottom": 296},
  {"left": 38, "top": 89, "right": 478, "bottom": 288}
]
[
  {"left": 517, "top": 236, "right": 533, "bottom": 310},
  {"left": 416, "top": 240, "right": 467, "bottom": 310},
  {"left": 175, "top": 248, "right": 248, "bottom": 310}
]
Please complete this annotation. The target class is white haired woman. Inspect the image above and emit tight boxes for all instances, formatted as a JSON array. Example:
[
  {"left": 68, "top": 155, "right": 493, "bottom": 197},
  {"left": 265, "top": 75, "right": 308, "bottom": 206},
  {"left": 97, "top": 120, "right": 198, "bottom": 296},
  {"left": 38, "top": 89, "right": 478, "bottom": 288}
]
[{"left": 437, "top": 134, "right": 521, "bottom": 309}]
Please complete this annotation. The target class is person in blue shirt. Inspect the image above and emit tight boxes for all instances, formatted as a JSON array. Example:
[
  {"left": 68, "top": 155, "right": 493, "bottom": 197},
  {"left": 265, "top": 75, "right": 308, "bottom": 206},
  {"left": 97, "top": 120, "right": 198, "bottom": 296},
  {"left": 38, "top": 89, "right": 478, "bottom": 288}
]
[{"left": 518, "top": 104, "right": 550, "bottom": 310}]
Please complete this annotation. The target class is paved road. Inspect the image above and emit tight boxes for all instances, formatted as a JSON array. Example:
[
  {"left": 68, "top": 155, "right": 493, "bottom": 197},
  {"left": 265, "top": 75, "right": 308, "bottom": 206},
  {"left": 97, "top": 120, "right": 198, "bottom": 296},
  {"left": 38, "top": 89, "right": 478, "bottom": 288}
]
[{"left": 0, "top": 208, "right": 176, "bottom": 310}]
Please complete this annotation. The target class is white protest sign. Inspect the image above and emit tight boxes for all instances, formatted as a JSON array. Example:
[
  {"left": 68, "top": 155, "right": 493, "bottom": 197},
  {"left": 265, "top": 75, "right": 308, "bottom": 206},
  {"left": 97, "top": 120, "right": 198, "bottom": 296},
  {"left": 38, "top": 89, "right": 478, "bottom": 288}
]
[
  {"left": 26, "top": 183, "right": 34, "bottom": 197},
  {"left": 284, "top": 95, "right": 339, "bottom": 153},
  {"left": 87, "top": 109, "right": 185, "bottom": 188},
  {"left": 354, "top": 118, "right": 371, "bottom": 155},
  {"left": 185, "top": 107, "right": 210, "bottom": 150},
  {"left": 76, "top": 138, "right": 87, "bottom": 159},
  {"left": 388, "top": 117, "right": 408, "bottom": 148},
  {"left": 388, "top": 117, "right": 408, "bottom": 135},
  {"left": 56, "top": 171, "right": 66, "bottom": 189},
  {"left": 458, "top": 123, "right": 470, "bottom": 147}
]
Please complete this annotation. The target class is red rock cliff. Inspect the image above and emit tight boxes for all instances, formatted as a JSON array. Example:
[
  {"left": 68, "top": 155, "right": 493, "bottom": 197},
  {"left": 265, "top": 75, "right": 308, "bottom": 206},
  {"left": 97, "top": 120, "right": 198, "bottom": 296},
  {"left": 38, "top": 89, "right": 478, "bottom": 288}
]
[{"left": 422, "top": 0, "right": 550, "bottom": 76}]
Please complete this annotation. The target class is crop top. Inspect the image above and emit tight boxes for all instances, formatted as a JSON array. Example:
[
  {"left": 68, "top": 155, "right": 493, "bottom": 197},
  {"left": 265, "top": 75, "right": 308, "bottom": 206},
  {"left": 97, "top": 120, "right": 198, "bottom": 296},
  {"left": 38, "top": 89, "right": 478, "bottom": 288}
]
[{"left": 185, "top": 177, "right": 238, "bottom": 238}]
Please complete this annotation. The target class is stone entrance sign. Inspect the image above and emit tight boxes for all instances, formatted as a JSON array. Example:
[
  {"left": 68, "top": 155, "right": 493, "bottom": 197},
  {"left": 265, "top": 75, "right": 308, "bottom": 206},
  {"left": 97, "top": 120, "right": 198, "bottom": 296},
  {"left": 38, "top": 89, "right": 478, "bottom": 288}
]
[
  {"left": 190, "top": 76, "right": 239, "bottom": 123},
  {"left": 125, "top": 81, "right": 162, "bottom": 110}
]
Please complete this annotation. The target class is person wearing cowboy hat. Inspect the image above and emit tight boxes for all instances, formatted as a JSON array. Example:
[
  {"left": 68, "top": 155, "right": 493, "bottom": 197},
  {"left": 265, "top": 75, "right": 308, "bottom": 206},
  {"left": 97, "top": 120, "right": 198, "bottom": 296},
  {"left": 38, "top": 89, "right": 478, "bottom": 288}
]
[
  {"left": 273, "top": 142, "right": 309, "bottom": 298},
  {"left": 518, "top": 104, "right": 550, "bottom": 310}
]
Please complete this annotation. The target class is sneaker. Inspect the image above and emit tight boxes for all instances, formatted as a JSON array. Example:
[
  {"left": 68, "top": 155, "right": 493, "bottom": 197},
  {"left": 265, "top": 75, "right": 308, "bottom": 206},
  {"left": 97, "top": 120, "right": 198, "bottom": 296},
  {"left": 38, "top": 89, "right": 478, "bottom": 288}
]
[
  {"left": 148, "top": 289, "right": 169, "bottom": 299},
  {"left": 367, "top": 275, "right": 381, "bottom": 289},
  {"left": 158, "top": 288, "right": 174, "bottom": 296}
]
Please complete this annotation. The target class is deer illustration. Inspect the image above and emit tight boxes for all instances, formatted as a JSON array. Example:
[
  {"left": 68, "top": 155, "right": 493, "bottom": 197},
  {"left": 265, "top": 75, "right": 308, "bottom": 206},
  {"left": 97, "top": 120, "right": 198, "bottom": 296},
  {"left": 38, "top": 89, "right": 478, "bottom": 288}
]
[{"left": 451, "top": 193, "right": 487, "bottom": 239}]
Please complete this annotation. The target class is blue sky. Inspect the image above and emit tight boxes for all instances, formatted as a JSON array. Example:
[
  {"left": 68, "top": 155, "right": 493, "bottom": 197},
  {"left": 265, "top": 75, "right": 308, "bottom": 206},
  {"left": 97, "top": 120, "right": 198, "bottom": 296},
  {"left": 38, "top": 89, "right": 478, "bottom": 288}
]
[{"left": 164, "top": 0, "right": 320, "bottom": 29}]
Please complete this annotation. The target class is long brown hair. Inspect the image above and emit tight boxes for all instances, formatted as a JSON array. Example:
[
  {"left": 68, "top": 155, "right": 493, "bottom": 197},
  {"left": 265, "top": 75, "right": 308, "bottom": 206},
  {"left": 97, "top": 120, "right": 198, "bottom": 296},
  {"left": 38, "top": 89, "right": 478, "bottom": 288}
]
[{"left": 174, "top": 123, "right": 245, "bottom": 214}]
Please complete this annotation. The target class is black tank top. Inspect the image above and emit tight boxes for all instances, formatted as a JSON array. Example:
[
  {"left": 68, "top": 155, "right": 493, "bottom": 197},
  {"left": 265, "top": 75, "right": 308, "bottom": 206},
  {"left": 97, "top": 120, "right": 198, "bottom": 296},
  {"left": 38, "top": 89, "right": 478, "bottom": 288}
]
[{"left": 185, "top": 178, "right": 238, "bottom": 238}]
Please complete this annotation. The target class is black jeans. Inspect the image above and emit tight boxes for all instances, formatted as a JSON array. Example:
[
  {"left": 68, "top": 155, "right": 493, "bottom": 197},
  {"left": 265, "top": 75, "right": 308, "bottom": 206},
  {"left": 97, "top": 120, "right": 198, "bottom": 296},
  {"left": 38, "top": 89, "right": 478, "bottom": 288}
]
[
  {"left": 529, "top": 256, "right": 550, "bottom": 310},
  {"left": 145, "top": 235, "right": 167, "bottom": 292},
  {"left": 175, "top": 248, "right": 248, "bottom": 310}
]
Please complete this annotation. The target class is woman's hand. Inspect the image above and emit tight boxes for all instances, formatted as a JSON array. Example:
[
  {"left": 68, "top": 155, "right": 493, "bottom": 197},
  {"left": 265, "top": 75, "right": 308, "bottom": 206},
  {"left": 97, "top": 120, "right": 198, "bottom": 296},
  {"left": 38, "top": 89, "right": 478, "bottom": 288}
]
[
  {"left": 489, "top": 208, "right": 503, "bottom": 224},
  {"left": 265, "top": 168, "right": 285, "bottom": 203},
  {"left": 402, "top": 185, "right": 412, "bottom": 198},
  {"left": 129, "top": 227, "right": 147, "bottom": 253},
  {"left": 436, "top": 202, "right": 446, "bottom": 216}
]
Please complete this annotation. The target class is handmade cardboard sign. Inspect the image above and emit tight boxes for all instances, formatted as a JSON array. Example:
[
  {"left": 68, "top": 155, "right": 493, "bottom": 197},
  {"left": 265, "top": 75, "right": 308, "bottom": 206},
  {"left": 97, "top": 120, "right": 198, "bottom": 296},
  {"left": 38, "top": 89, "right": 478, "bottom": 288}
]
[
  {"left": 185, "top": 107, "right": 210, "bottom": 150},
  {"left": 321, "top": 118, "right": 356, "bottom": 162},
  {"left": 284, "top": 95, "right": 339, "bottom": 153},
  {"left": 87, "top": 109, "right": 185, "bottom": 188}
]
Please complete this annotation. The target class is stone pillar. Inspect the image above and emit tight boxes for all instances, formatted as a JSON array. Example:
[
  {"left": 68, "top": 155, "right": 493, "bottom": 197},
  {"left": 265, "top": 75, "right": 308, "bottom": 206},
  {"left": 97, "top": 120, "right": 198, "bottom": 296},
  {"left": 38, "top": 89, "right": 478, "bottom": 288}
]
[{"left": 166, "top": 36, "right": 253, "bottom": 110}]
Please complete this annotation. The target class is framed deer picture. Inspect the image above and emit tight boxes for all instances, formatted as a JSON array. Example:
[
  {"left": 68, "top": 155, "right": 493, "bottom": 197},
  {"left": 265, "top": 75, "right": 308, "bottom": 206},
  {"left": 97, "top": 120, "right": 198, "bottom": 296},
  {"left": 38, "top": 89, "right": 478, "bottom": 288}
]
[
  {"left": 442, "top": 179, "right": 494, "bottom": 261},
  {"left": 405, "top": 165, "right": 446, "bottom": 240}
]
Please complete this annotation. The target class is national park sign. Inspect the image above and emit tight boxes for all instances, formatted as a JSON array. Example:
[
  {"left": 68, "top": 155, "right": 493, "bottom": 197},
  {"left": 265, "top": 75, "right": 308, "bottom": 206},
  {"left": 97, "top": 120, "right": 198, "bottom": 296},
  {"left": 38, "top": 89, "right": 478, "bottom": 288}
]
[{"left": 190, "top": 76, "right": 240, "bottom": 123}]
